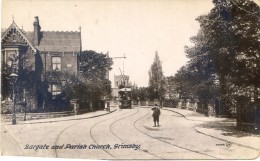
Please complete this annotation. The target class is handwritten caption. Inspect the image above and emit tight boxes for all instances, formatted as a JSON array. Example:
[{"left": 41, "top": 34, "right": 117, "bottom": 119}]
[{"left": 24, "top": 143, "right": 141, "bottom": 151}]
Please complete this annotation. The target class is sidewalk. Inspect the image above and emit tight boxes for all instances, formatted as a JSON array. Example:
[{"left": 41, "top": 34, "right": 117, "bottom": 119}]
[
  {"left": 1, "top": 106, "right": 118, "bottom": 157},
  {"left": 162, "top": 107, "right": 260, "bottom": 151},
  {"left": 2, "top": 106, "right": 117, "bottom": 125},
  {"left": 163, "top": 107, "right": 228, "bottom": 122}
]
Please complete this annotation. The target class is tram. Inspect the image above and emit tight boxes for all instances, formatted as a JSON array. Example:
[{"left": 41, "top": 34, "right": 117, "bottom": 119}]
[{"left": 118, "top": 87, "right": 132, "bottom": 109}]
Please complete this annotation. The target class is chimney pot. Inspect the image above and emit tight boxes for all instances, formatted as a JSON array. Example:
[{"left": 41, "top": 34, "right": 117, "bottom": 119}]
[{"left": 34, "top": 16, "right": 39, "bottom": 23}]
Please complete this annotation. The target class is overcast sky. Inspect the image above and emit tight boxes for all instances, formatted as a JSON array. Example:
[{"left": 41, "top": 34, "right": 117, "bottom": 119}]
[{"left": 2, "top": 0, "right": 214, "bottom": 87}]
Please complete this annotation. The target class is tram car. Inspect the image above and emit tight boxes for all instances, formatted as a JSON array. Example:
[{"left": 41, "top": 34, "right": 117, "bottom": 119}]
[{"left": 118, "top": 87, "right": 132, "bottom": 109}]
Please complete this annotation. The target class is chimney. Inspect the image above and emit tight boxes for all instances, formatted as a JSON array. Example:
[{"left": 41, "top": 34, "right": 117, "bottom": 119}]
[{"left": 33, "top": 16, "right": 41, "bottom": 46}]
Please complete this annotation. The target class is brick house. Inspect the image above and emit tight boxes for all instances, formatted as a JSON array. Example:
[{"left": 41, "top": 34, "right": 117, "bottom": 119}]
[{"left": 1, "top": 16, "right": 81, "bottom": 111}]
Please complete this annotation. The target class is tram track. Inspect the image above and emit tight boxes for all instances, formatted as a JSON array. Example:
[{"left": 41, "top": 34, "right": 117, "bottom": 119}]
[
  {"left": 89, "top": 108, "right": 165, "bottom": 159},
  {"left": 109, "top": 108, "right": 165, "bottom": 159},
  {"left": 53, "top": 109, "right": 120, "bottom": 158},
  {"left": 54, "top": 108, "right": 138, "bottom": 159},
  {"left": 163, "top": 108, "right": 260, "bottom": 152},
  {"left": 54, "top": 107, "right": 166, "bottom": 159},
  {"left": 89, "top": 109, "right": 136, "bottom": 159},
  {"left": 54, "top": 121, "right": 82, "bottom": 158},
  {"left": 133, "top": 107, "right": 221, "bottom": 159},
  {"left": 51, "top": 106, "right": 258, "bottom": 159}
]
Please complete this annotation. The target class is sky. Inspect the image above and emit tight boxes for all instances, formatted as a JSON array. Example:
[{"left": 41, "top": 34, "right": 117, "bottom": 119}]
[{"left": 1, "top": 0, "right": 214, "bottom": 87}]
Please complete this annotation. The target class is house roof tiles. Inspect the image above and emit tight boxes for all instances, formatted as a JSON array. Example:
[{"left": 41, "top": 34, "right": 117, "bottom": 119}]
[
  {"left": 2, "top": 25, "right": 81, "bottom": 53},
  {"left": 37, "top": 31, "right": 80, "bottom": 52}
]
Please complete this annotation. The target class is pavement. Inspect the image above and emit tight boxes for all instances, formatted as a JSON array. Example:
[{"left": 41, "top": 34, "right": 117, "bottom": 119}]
[
  {"left": 2, "top": 106, "right": 117, "bottom": 125},
  {"left": 1, "top": 106, "right": 117, "bottom": 157},
  {"left": 162, "top": 107, "right": 260, "bottom": 151}
]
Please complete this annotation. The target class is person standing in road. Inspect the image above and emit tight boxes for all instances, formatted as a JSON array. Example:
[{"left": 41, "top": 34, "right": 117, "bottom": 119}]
[{"left": 152, "top": 104, "right": 161, "bottom": 127}]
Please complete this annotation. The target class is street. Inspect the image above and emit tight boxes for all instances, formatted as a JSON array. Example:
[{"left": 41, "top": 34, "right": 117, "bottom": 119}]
[{"left": 1, "top": 106, "right": 260, "bottom": 159}]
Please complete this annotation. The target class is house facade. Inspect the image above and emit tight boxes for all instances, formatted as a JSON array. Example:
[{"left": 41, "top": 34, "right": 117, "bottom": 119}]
[{"left": 1, "top": 16, "right": 81, "bottom": 111}]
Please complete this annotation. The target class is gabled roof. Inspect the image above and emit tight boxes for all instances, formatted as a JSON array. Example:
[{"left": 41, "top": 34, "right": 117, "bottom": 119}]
[
  {"left": 1, "top": 28, "right": 7, "bottom": 36},
  {"left": 1, "top": 22, "right": 37, "bottom": 53},
  {"left": 2, "top": 21, "right": 81, "bottom": 53},
  {"left": 37, "top": 31, "right": 81, "bottom": 52}
]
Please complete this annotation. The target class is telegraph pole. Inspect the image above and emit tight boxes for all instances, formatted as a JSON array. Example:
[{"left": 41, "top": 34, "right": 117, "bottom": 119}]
[{"left": 105, "top": 52, "right": 127, "bottom": 109}]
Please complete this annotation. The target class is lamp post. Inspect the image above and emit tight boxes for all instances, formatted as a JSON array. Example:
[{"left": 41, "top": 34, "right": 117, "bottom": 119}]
[
  {"left": 10, "top": 72, "right": 18, "bottom": 125},
  {"left": 22, "top": 82, "right": 27, "bottom": 121}
]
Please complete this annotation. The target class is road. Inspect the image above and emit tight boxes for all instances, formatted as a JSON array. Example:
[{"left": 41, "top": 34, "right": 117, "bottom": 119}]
[{"left": 1, "top": 106, "right": 259, "bottom": 159}]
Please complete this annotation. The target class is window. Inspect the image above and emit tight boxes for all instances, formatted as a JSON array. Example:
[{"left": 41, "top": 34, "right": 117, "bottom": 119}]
[
  {"left": 51, "top": 84, "right": 61, "bottom": 97},
  {"left": 52, "top": 56, "right": 61, "bottom": 71},
  {"left": 2, "top": 49, "right": 19, "bottom": 73}
]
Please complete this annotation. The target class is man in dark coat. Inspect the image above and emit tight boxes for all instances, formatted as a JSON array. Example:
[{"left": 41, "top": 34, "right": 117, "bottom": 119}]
[{"left": 152, "top": 104, "right": 161, "bottom": 127}]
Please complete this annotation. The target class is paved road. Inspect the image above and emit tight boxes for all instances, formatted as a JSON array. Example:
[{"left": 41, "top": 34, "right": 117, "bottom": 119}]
[{"left": 1, "top": 106, "right": 259, "bottom": 159}]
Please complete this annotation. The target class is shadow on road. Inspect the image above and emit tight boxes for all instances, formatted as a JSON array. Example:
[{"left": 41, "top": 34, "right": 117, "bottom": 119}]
[{"left": 197, "top": 120, "right": 260, "bottom": 137}]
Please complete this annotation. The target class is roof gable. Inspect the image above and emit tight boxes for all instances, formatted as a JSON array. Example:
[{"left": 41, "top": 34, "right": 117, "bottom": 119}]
[
  {"left": 1, "top": 22, "right": 37, "bottom": 53},
  {"left": 2, "top": 19, "right": 81, "bottom": 53}
]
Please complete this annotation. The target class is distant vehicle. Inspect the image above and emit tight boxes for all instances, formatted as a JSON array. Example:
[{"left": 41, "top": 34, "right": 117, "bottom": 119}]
[{"left": 118, "top": 87, "right": 132, "bottom": 109}]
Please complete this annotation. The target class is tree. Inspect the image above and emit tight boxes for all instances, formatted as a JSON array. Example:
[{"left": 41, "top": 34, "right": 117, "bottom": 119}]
[
  {"left": 201, "top": 0, "right": 259, "bottom": 112},
  {"left": 184, "top": 0, "right": 259, "bottom": 117},
  {"left": 139, "top": 87, "right": 149, "bottom": 101},
  {"left": 148, "top": 51, "right": 166, "bottom": 104},
  {"left": 165, "top": 76, "right": 179, "bottom": 100},
  {"left": 45, "top": 50, "right": 113, "bottom": 106},
  {"left": 172, "top": 66, "right": 194, "bottom": 99},
  {"left": 1, "top": 53, "right": 38, "bottom": 114},
  {"left": 131, "top": 84, "right": 139, "bottom": 101},
  {"left": 80, "top": 50, "right": 113, "bottom": 99},
  {"left": 184, "top": 29, "right": 220, "bottom": 107}
]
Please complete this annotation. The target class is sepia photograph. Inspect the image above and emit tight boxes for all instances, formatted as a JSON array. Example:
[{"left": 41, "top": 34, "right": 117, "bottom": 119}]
[{"left": 1, "top": 0, "right": 260, "bottom": 160}]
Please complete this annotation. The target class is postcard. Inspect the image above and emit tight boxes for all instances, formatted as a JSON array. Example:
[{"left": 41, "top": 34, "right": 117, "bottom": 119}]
[{"left": 1, "top": 0, "right": 260, "bottom": 160}]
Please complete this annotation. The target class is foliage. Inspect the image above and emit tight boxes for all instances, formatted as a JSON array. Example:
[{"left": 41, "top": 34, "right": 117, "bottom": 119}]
[
  {"left": 45, "top": 50, "right": 113, "bottom": 103},
  {"left": 164, "top": 76, "right": 179, "bottom": 100},
  {"left": 1, "top": 62, "right": 9, "bottom": 100},
  {"left": 18, "top": 65, "right": 38, "bottom": 110},
  {"left": 174, "top": 0, "right": 260, "bottom": 116},
  {"left": 80, "top": 50, "right": 113, "bottom": 81},
  {"left": 148, "top": 51, "right": 166, "bottom": 100},
  {"left": 199, "top": 0, "right": 259, "bottom": 110},
  {"left": 131, "top": 84, "right": 139, "bottom": 101},
  {"left": 138, "top": 87, "right": 150, "bottom": 101},
  {"left": 130, "top": 84, "right": 150, "bottom": 101},
  {"left": 1, "top": 52, "right": 38, "bottom": 113},
  {"left": 80, "top": 50, "right": 113, "bottom": 99}
]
